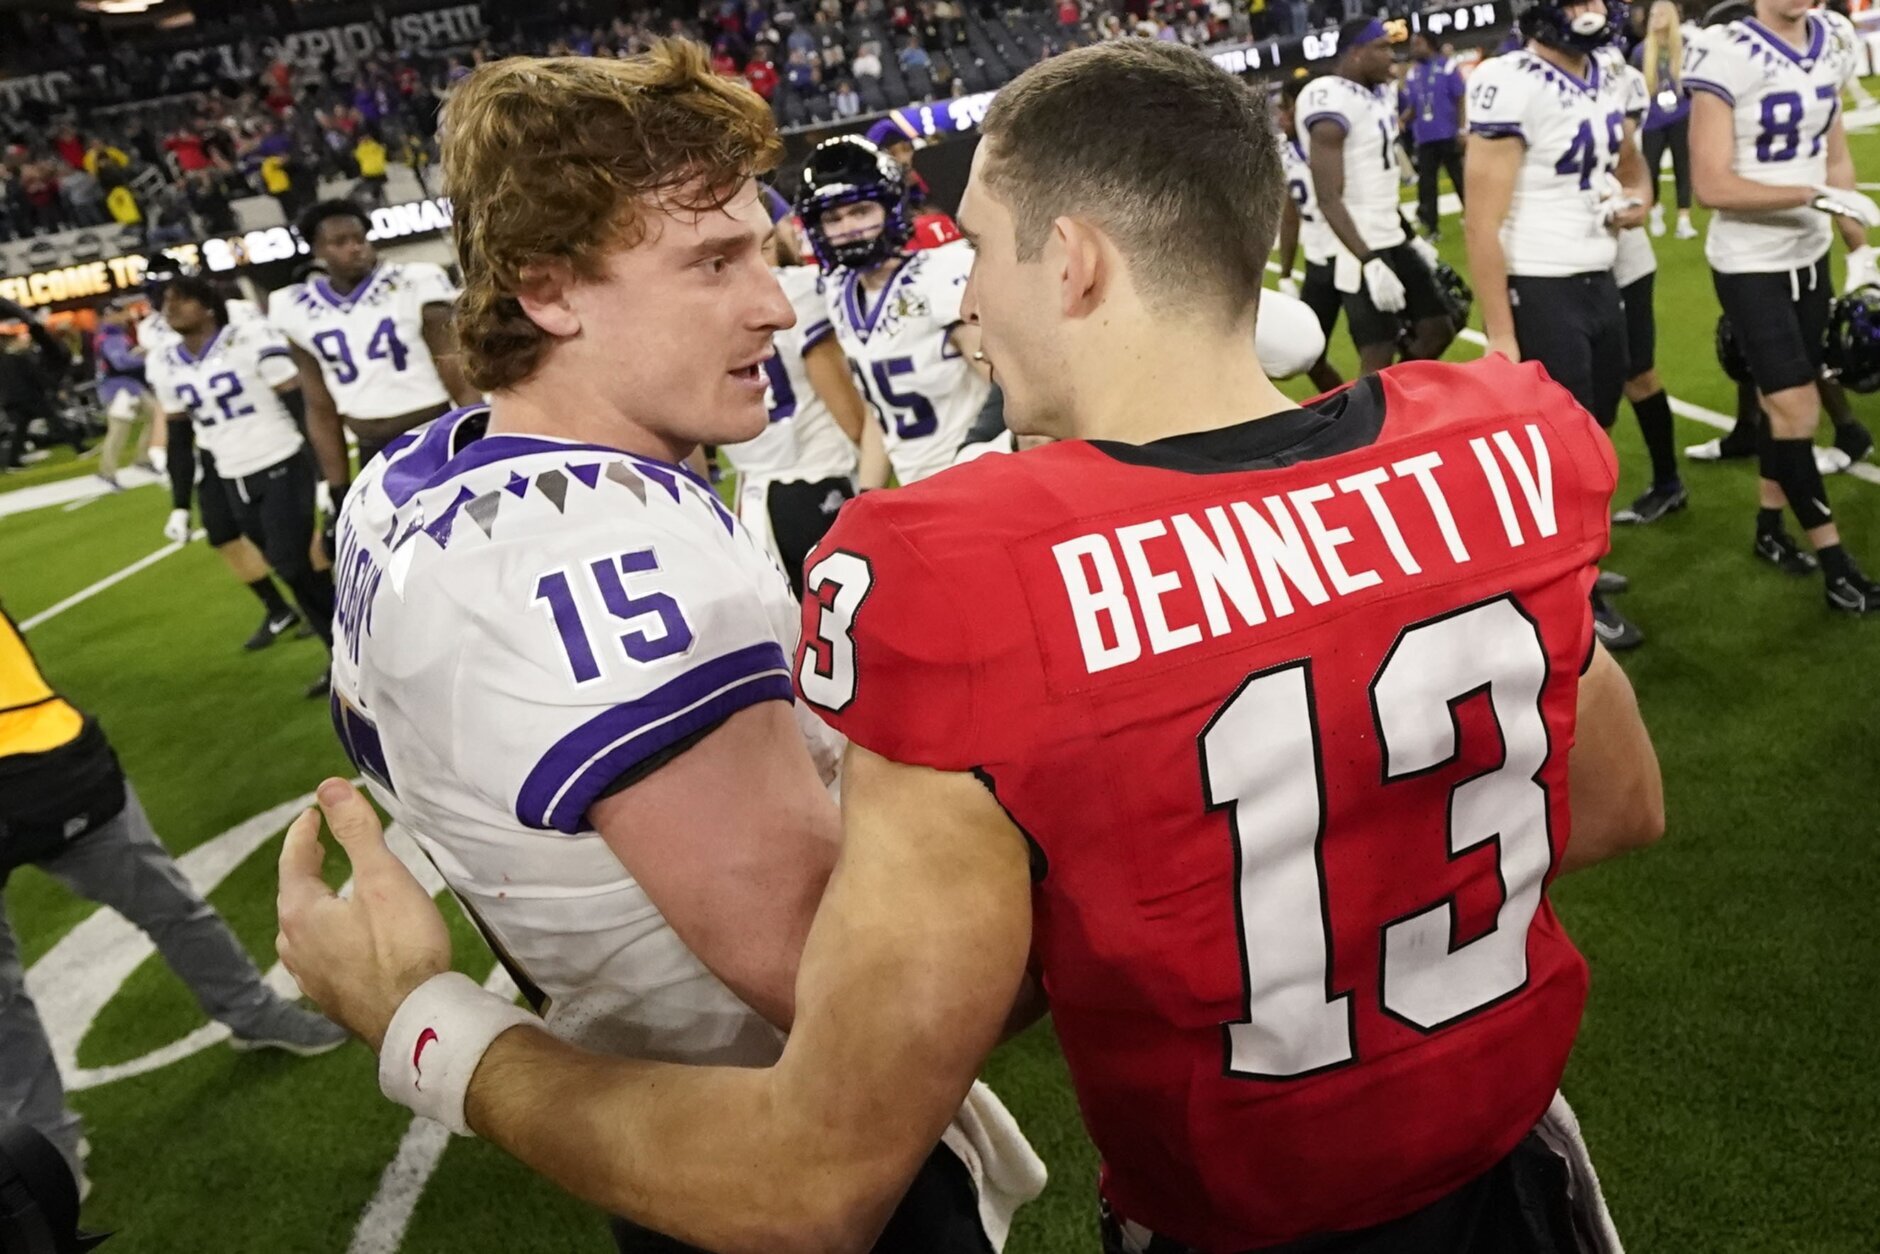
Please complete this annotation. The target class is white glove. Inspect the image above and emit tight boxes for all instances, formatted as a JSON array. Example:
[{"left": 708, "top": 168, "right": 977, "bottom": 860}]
[
  {"left": 1408, "top": 234, "right": 1441, "bottom": 269},
  {"left": 1597, "top": 195, "right": 1643, "bottom": 227},
  {"left": 1362, "top": 256, "right": 1407, "bottom": 312},
  {"left": 1277, "top": 274, "right": 1301, "bottom": 299},
  {"left": 146, "top": 446, "right": 166, "bottom": 476},
  {"left": 163, "top": 508, "right": 190, "bottom": 544},
  {"left": 315, "top": 479, "right": 334, "bottom": 517},
  {"left": 1844, "top": 244, "right": 1880, "bottom": 294},
  {"left": 1811, "top": 186, "right": 1880, "bottom": 229}
]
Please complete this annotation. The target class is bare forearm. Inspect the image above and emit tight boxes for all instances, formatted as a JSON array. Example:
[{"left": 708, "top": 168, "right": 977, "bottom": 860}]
[
  {"left": 1276, "top": 204, "right": 1301, "bottom": 278},
  {"left": 1317, "top": 189, "right": 1370, "bottom": 261},
  {"left": 1466, "top": 224, "right": 1513, "bottom": 341},
  {"left": 305, "top": 397, "right": 352, "bottom": 490},
  {"left": 1695, "top": 171, "right": 1813, "bottom": 213}
]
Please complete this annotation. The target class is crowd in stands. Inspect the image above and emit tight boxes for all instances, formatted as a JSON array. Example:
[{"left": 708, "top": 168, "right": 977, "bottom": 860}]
[{"left": 0, "top": 0, "right": 1411, "bottom": 253}]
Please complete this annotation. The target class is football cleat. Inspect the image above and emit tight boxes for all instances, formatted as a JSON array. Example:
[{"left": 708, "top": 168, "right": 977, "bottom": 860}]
[
  {"left": 244, "top": 609, "right": 300, "bottom": 652},
  {"left": 1591, "top": 599, "right": 1644, "bottom": 650},
  {"left": 1825, "top": 565, "right": 1880, "bottom": 614},
  {"left": 1753, "top": 530, "right": 1820, "bottom": 575},
  {"left": 1594, "top": 570, "right": 1630, "bottom": 595},
  {"left": 230, "top": 1002, "right": 349, "bottom": 1056},
  {"left": 304, "top": 669, "right": 332, "bottom": 700},
  {"left": 1686, "top": 434, "right": 1756, "bottom": 462},
  {"left": 1612, "top": 482, "right": 1688, "bottom": 525},
  {"left": 1835, "top": 422, "right": 1874, "bottom": 464}
]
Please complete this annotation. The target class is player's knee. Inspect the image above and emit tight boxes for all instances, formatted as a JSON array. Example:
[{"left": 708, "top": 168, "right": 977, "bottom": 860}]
[
  {"left": 1623, "top": 370, "right": 1661, "bottom": 402},
  {"left": 1404, "top": 317, "right": 1453, "bottom": 361},
  {"left": 1762, "top": 386, "right": 1821, "bottom": 438}
]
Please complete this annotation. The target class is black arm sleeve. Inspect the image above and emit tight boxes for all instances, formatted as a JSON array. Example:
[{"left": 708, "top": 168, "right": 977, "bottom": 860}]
[
  {"left": 276, "top": 384, "right": 308, "bottom": 429},
  {"left": 167, "top": 418, "right": 195, "bottom": 511}
]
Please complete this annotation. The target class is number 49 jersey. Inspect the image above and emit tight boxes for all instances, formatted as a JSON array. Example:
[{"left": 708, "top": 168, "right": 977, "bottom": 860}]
[
  {"left": 330, "top": 407, "right": 841, "bottom": 1064},
  {"left": 267, "top": 262, "right": 458, "bottom": 420},
  {"left": 1684, "top": 12, "right": 1860, "bottom": 273},
  {"left": 798, "top": 357, "right": 1617, "bottom": 1250},
  {"left": 825, "top": 240, "right": 989, "bottom": 485},
  {"left": 1466, "top": 48, "right": 1635, "bottom": 276}
]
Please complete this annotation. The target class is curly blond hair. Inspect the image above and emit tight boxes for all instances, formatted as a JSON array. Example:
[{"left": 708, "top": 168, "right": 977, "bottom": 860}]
[{"left": 442, "top": 42, "right": 782, "bottom": 391}]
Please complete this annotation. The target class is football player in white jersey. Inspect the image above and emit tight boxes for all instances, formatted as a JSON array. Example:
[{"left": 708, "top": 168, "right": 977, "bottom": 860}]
[
  {"left": 1465, "top": 0, "right": 1654, "bottom": 650},
  {"left": 1274, "top": 75, "right": 1346, "bottom": 395},
  {"left": 149, "top": 277, "right": 336, "bottom": 696},
  {"left": 269, "top": 201, "right": 481, "bottom": 501},
  {"left": 718, "top": 226, "right": 879, "bottom": 595},
  {"left": 795, "top": 136, "right": 992, "bottom": 484},
  {"left": 304, "top": 49, "right": 1035, "bottom": 1252},
  {"left": 1687, "top": 0, "right": 1880, "bottom": 610},
  {"left": 1610, "top": 57, "right": 1690, "bottom": 526},
  {"left": 1299, "top": 19, "right": 1456, "bottom": 375}
]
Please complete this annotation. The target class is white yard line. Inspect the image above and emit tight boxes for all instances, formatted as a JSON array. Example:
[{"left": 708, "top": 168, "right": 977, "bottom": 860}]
[{"left": 17, "top": 529, "right": 207, "bottom": 632}]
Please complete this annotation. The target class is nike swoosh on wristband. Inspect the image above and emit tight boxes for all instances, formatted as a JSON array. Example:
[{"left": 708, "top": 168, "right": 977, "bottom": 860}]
[{"left": 412, "top": 1027, "right": 439, "bottom": 1090}]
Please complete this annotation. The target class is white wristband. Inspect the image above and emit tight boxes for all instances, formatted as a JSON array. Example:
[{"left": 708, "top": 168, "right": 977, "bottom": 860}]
[{"left": 378, "top": 971, "right": 536, "bottom": 1136}]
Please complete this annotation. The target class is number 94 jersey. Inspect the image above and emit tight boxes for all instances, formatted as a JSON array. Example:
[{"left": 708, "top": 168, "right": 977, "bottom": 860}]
[
  {"left": 797, "top": 357, "right": 1617, "bottom": 1250},
  {"left": 1684, "top": 12, "right": 1859, "bottom": 273},
  {"left": 268, "top": 262, "right": 458, "bottom": 420},
  {"left": 825, "top": 239, "right": 989, "bottom": 485}
]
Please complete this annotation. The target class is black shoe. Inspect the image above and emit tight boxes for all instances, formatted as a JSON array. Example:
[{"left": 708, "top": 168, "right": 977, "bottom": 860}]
[
  {"left": 244, "top": 609, "right": 300, "bottom": 651},
  {"left": 1825, "top": 563, "right": 1880, "bottom": 613},
  {"left": 1754, "top": 530, "right": 1820, "bottom": 575},
  {"left": 1594, "top": 570, "right": 1630, "bottom": 596},
  {"left": 1612, "top": 482, "right": 1688, "bottom": 525},
  {"left": 304, "top": 670, "right": 331, "bottom": 699},
  {"left": 293, "top": 622, "right": 317, "bottom": 640},
  {"left": 1592, "top": 600, "right": 1644, "bottom": 651},
  {"left": 1835, "top": 422, "right": 1875, "bottom": 465},
  {"left": 1686, "top": 432, "right": 1757, "bottom": 461}
]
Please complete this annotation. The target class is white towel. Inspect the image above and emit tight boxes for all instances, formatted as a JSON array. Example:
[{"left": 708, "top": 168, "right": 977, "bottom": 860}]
[
  {"left": 1536, "top": 1091, "right": 1626, "bottom": 1254},
  {"left": 940, "top": 1081, "right": 1049, "bottom": 1251}
]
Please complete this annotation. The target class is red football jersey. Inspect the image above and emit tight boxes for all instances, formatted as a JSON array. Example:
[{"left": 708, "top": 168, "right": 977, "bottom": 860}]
[{"left": 796, "top": 358, "right": 1616, "bottom": 1250}]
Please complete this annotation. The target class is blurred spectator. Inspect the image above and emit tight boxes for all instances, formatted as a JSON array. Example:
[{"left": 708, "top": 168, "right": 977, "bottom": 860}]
[
  {"left": 81, "top": 139, "right": 129, "bottom": 180},
  {"left": 852, "top": 40, "right": 883, "bottom": 77},
  {"left": 745, "top": 45, "right": 780, "bottom": 99},
  {"left": 899, "top": 34, "right": 931, "bottom": 71},
  {"left": 185, "top": 171, "right": 237, "bottom": 235},
  {"left": 57, "top": 167, "right": 107, "bottom": 227},
  {"left": 711, "top": 40, "right": 742, "bottom": 75},
  {"left": 353, "top": 130, "right": 389, "bottom": 208},
  {"left": 51, "top": 125, "right": 85, "bottom": 171},
  {"left": 833, "top": 77, "right": 862, "bottom": 116},
  {"left": 785, "top": 45, "right": 821, "bottom": 89}
]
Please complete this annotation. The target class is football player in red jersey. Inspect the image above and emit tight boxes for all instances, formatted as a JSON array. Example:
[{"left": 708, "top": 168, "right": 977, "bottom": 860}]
[{"left": 279, "top": 40, "right": 1664, "bottom": 1254}]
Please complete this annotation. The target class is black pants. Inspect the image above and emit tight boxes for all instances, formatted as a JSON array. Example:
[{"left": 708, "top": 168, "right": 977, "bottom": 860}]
[
  {"left": 1509, "top": 272, "right": 1629, "bottom": 429},
  {"left": 225, "top": 449, "right": 335, "bottom": 643},
  {"left": 1415, "top": 138, "right": 1465, "bottom": 235},
  {"left": 1641, "top": 117, "right": 1691, "bottom": 211},
  {"left": 1712, "top": 258, "right": 1832, "bottom": 396},
  {"left": 768, "top": 475, "right": 854, "bottom": 598},
  {"left": 609, "top": 1143, "right": 991, "bottom": 1254},
  {"left": 194, "top": 449, "right": 248, "bottom": 548},
  {"left": 1100, "top": 1130, "right": 1580, "bottom": 1254}
]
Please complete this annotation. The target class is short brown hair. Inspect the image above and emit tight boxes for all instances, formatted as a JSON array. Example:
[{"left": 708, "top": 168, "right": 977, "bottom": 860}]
[
  {"left": 442, "top": 42, "right": 782, "bottom": 391},
  {"left": 979, "top": 41, "right": 1282, "bottom": 320}
]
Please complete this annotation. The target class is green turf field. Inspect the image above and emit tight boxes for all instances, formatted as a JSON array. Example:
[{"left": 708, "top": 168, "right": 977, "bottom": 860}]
[{"left": 3, "top": 130, "right": 1879, "bottom": 1254}]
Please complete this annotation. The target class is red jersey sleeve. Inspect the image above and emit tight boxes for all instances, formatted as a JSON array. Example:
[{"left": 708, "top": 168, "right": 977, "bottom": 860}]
[{"left": 794, "top": 488, "right": 984, "bottom": 769}]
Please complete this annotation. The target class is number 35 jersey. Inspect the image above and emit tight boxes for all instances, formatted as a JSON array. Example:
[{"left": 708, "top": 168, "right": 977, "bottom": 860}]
[
  {"left": 329, "top": 406, "right": 841, "bottom": 1065},
  {"left": 267, "top": 262, "right": 458, "bottom": 420},
  {"left": 825, "top": 239, "right": 989, "bottom": 485},
  {"left": 1684, "top": 12, "right": 1860, "bottom": 273},
  {"left": 1466, "top": 48, "right": 1636, "bottom": 276},
  {"left": 798, "top": 358, "right": 1617, "bottom": 1251}
]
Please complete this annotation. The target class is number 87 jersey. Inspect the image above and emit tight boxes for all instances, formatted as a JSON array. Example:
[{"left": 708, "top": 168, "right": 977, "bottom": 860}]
[
  {"left": 1684, "top": 12, "right": 1860, "bottom": 274},
  {"left": 797, "top": 358, "right": 1617, "bottom": 1250},
  {"left": 268, "top": 262, "right": 459, "bottom": 420}
]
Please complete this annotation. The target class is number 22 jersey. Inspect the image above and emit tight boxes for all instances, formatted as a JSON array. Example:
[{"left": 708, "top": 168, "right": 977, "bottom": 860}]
[
  {"left": 798, "top": 358, "right": 1616, "bottom": 1250},
  {"left": 267, "top": 262, "right": 458, "bottom": 420},
  {"left": 1684, "top": 11, "right": 1861, "bottom": 273}
]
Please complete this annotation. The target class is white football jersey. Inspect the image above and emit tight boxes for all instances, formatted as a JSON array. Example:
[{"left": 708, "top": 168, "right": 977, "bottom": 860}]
[
  {"left": 1467, "top": 48, "right": 1635, "bottom": 276},
  {"left": 1685, "top": 13, "right": 1859, "bottom": 273},
  {"left": 1279, "top": 134, "right": 1339, "bottom": 265},
  {"left": 719, "top": 266, "right": 858, "bottom": 486},
  {"left": 1614, "top": 62, "right": 1658, "bottom": 288},
  {"left": 329, "top": 407, "right": 843, "bottom": 1065},
  {"left": 147, "top": 317, "right": 304, "bottom": 479},
  {"left": 267, "top": 263, "right": 458, "bottom": 420},
  {"left": 1295, "top": 74, "right": 1406, "bottom": 252},
  {"left": 826, "top": 240, "right": 989, "bottom": 485}
]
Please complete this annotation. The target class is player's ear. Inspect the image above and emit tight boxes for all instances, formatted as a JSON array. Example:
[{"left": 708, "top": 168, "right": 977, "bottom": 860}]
[
  {"left": 514, "top": 258, "right": 581, "bottom": 340},
  {"left": 1054, "top": 215, "right": 1106, "bottom": 321}
]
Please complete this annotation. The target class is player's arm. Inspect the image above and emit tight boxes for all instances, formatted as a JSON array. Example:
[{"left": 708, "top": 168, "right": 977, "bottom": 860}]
[
  {"left": 421, "top": 301, "right": 481, "bottom": 406},
  {"left": 1462, "top": 133, "right": 1522, "bottom": 361},
  {"left": 1560, "top": 643, "right": 1664, "bottom": 874},
  {"left": 856, "top": 412, "right": 890, "bottom": 490},
  {"left": 802, "top": 334, "right": 870, "bottom": 444},
  {"left": 1824, "top": 114, "right": 1869, "bottom": 253},
  {"left": 1275, "top": 197, "right": 1302, "bottom": 286},
  {"left": 588, "top": 701, "right": 840, "bottom": 1030},
  {"left": 1306, "top": 120, "right": 1372, "bottom": 262},
  {"left": 947, "top": 321, "right": 992, "bottom": 384},
  {"left": 1688, "top": 91, "right": 1814, "bottom": 212},
  {"left": 290, "top": 343, "right": 352, "bottom": 493},
  {"left": 1613, "top": 116, "right": 1653, "bottom": 224},
  {"left": 164, "top": 411, "right": 195, "bottom": 513}
]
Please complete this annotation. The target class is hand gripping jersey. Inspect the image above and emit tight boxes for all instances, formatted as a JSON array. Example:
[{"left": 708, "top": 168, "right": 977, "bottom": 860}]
[
  {"left": 825, "top": 239, "right": 989, "bottom": 485},
  {"left": 1467, "top": 48, "right": 1637, "bottom": 276},
  {"left": 798, "top": 357, "right": 1615, "bottom": 1250},
  {"left": 1294, "top": 74, "right": 1407, "bottom": 253},
  {"left": 1614, "top": 61, "right": 1659, "bottom": 288},
  {"left": 147, "top": 318, "right": 304, "bottom": 478},
  {"left": 719, "top": 266, "right": 858, "bottom": 487},
  {"left": 1684, "top": 12, "right": 1860, "bottom": 272},
  {"left": 329, "top": 407, "right": 841, "bottom": 1065},
  {"left": 267, "top": 262, "right": 458, "bottom": 420},
  {"left": 1278, "top": 134, "right": 1338, "bottom": 266}
]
